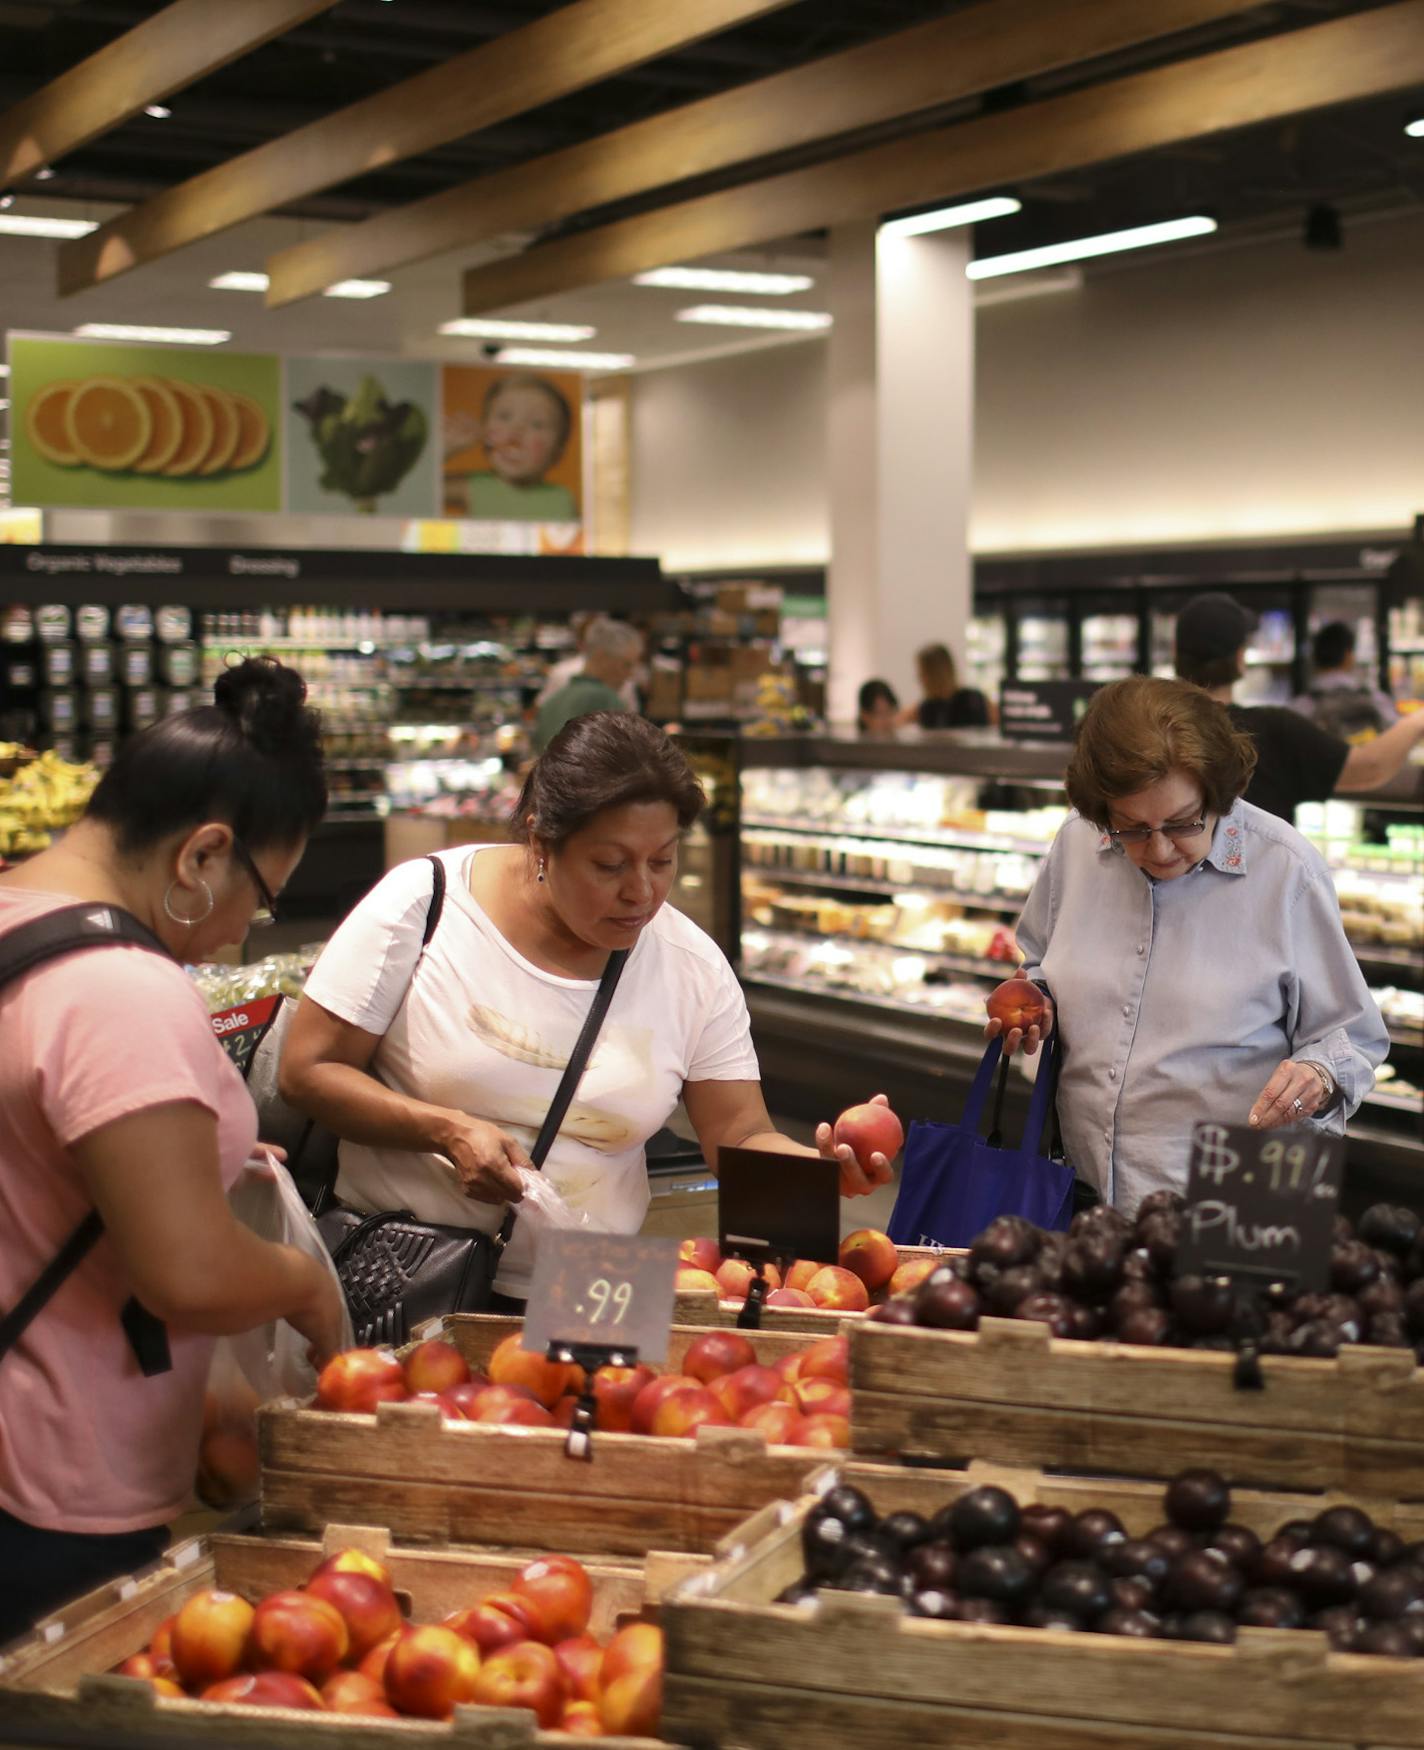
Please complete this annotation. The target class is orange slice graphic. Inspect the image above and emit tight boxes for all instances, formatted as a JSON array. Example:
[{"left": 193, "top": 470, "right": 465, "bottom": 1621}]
[
  {"left": 65, "top": 376, "right": 153, "bottom": 472},
  {"left": 161, "top": 379, "right": 214, "bottom": 477},
  {"left": 130, "top": 377, "right": 184, "bottom": 474},
  {"left": 226, "top": 391, "right": 271, "bottom": 472},
  {"left": 25, "top": 380, "right": 81, "bottom": 466},
  {"left": 196, "top": 385, "right": 241, "bottom": 476}
]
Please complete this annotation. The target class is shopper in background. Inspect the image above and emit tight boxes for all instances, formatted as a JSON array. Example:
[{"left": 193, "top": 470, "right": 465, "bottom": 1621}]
[
  {"left": 900, "top": 641, "right": 991, "bottom": 730},
  {"left": 1291, "top": 619, "right": 1399, "bottom": 738},
  {"left": 857, "top": 678, "right": 900, "bottom": 738},
  {"left": 535, "top": 610, "right": 639, "bottom": 712},
  {"left": 281, "top": 712, "right": 895, "bottom": 1308},
  {"left": 988, "top": 676, "right": 1386, "bottom": 1214},
  {"left": 1174, "top": 592, "right": 1424, "bottom": 821},
  {"left": 533, "top": 617, "right": 643, "bottom": 753},
  {"left": 0, "top": 659, "right": 345, "bottom": 1641}
]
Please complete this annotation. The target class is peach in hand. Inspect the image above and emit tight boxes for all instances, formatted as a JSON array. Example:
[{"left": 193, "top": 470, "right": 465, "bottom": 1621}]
[
  {"left": 985, "top": 976, "right": 1047, "bottom": 1035},
  {"left": 833, "top": 1102, "right": 904, "bottom": 1170}
]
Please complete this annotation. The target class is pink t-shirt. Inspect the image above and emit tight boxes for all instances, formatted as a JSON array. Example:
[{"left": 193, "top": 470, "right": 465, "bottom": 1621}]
[{"left": 0, "top": 889, "right": 257, "bottom": 1533}]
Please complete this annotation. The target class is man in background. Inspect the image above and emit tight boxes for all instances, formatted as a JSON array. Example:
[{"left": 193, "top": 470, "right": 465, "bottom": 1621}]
[
  {"left": 536, "top": 611, "right": 639, "bottom": 711},
  {"left": 1291, "top": 619, "right": 1398, "bottom": 739},
  {"left": 533, "top": 617, "right": 643, "bottom": 752},
  {"left": 1174, "top": 593, "right": 1424, "bottom": 821}
]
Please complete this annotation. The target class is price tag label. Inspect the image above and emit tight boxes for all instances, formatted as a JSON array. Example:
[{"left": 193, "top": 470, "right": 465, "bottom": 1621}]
[
  {"left": 1176, "top": 1121, "right": 1345, "bottom": 1293},
  {"left": 717, "top": 1147, "right": 841, "bottom": 1270},
  {"left": 208, "top": 994, "right": 282, "bottom": 1078},
  {"left": 522, "top": 1232, "right": 679, "bottom": 1366}
]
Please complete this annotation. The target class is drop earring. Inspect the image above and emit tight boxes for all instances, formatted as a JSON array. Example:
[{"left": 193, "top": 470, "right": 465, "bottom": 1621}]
[{"left": 536, "top": 857, "right": 546, "bottom": 884}]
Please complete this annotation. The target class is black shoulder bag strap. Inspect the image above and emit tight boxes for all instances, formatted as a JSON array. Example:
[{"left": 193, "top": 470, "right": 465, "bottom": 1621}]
[
  {"left": 0, "top": 903, "right": 173, "bottom": 1368},
  {"left": 491, "top": 945, "right": 630, "bottom": 1255}
]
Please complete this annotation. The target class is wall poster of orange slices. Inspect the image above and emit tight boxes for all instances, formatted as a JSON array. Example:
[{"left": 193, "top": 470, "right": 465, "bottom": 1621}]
[{"left": 7, "top": 335, "right": 283, "bottom": 512}]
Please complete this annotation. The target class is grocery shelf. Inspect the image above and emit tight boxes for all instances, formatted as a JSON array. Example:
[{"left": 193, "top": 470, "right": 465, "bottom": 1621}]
[
  {"left": 1350, "top": 944, "right": 1424, "bottom": 975},
  {"left": 744, "top": 970, "right": 985, "bottom": 1027},
  {"left": 1387, "top": 1027, "right": 1424, "bottom": 1051},
  {"left": 749, "top": 919, "right": 1015, "bottom": 982},
  {"left": 388, "top": 675, "right": 532, "bottom": 691},
  {"left": 1365, "top": 1087, "right": 1424, "bottom": 1114},
  {"left": 742, "top": 815, "right": 1052, "bottom": 857},
  {"left": 742, "top": 867, "right": 1025, "bottom": 912}
]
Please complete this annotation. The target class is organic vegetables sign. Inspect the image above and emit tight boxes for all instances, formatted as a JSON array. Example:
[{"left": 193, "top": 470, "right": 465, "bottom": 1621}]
[{"left": 285, "top": 354, "right": 439, "bottom": 518}]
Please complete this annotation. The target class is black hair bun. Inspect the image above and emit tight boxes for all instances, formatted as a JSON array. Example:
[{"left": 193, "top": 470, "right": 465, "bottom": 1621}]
[{"left": 214, "top": 656, "right": 322, "bottom": 759}]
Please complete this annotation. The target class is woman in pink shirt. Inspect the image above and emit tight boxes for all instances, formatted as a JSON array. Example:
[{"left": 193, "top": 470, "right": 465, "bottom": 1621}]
[{"left": 0, "top": 658, "right": 345, "bottom": 1641}]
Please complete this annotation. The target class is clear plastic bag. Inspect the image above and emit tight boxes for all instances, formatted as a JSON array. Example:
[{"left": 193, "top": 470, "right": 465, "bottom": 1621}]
[
  {"left": 512, "top": 1166, "right": 594, "bottom": 1233},
  {"left": 196, "top": 1148, "right": 353, "bottom": 1508}
]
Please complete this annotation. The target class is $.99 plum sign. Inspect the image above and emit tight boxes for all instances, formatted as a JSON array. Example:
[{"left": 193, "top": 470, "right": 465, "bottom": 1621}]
[{"left": 1176, "top": 1120, "right": 1345, "bottom": 1293}]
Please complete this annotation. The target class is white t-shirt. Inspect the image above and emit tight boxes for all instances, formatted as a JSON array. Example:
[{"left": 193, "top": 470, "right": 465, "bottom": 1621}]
[{"left": 302, "top": 846, "right": 759, "bottom": 1295}]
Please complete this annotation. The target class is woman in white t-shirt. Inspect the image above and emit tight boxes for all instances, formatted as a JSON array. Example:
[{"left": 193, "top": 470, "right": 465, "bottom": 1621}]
[{"left": 280, "top": 713, "right": 893, "bottom": 1301}]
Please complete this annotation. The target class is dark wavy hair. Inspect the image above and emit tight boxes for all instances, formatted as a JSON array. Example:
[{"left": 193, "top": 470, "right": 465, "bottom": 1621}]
[
  {"left": 513, "top": 712, "right": 705, "bottom": 848},
  {"left": 1065, "top": 675, "right": 1257, "bottom": 827},
  {"left": 85, "top": 656, "right": 327, "bottom": 854}
]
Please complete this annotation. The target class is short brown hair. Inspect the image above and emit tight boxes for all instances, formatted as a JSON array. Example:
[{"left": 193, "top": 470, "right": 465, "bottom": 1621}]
[
  {"left": 513, "top": 711, "right": 705, "bottom": 847},
  {"left": 916, "top": 642, "right": 957, "bottom": 698},
  {"left": 1065, "top": 676, "right": 1257, "bottom": 827}
]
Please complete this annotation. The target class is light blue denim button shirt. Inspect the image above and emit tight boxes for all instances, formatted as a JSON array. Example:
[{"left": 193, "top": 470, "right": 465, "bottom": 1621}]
[{"left": 1016, "top": 799, "right": 1389, "bottom": 1214}]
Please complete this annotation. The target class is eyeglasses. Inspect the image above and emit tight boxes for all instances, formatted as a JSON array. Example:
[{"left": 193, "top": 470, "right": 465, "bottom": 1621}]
[
  {"left": 1107, "top": 814, "right": 1207, "bottom": 848},
  {"left": 231, "top": 836, "right": 279, "bottom": 928}
]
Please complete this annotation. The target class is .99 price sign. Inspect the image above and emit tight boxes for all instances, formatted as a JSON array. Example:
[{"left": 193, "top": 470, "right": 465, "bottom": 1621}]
[{"left": 522, "top": 1232, "right": 679, "bottom": 1366}]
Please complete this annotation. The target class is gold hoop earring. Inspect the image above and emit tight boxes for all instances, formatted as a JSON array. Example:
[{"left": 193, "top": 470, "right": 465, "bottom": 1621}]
[{"left": 163, "top": 880, "right": 214, "bottom": 925}]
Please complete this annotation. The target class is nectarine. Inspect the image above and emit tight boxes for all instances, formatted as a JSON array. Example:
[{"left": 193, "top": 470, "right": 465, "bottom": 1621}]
[
  {"left": 304, "top": 1567, "right": 402, "bottom": 1661},
  {"left": 710, "top": 1363, "right": 792, "bottom": 1420},
  {"left": 630, "top": 1373, "right": 701, "bottom": 1434},
  {"left": 765, "top": 1286, "right": 815, "bottom": 1308},
  {"left": 589, "top": 1363, "right": 656, "bottom": 1433},
  {"left": 675, "top": 1265, "right": 720, "bottom": 1293},
  {"left": 805, "top": 1265, "right": 870, "bottom": 1313},
  {"left": 561, "top": 1697, "right": 606, "bottom": 1736},
  {"left": 678, "top": 1236, "right": 722, "bottom": 1275},
  {"left": 514, "top": 1554, "right": 593, "bottom": 1642},
  {"left": 315, "top": 1348, "right": 407, "bottom": 1414},
  {"left": 715, "top": 1257, "right": 781, "bottom": 1303},
  {"left": 682, "top": 1330, "right": 756, "bottom": 1383},
  {"left": 247, "top": 1589, "right": 349, "bottom": 1679},
  {"left": 838, "top": 1228, "right": 899, "bottom": 1292},
  {"left": 200, "top": 1671, "right": 323, "bottom": 1709},
  {"left": 798, "top": 1334, "right": 849, "bottom": 1384},
  {"left": 985, "top": 976, "right": 1047, "bottom": 1034},
  {"left": 383, "top": 1624, "right": 483, "bottom": 1719},
  {"left": 833, "top": 1102, "right": 904, "bottom": 1169},
  {"left": 320, "top": 1670, "right": 400, "bottom": 1717},
  {"left": 461, "top": 1384, "right": 555, "bottom": 1427},
  {"left": 601, "top": 1621, "right": 663, "bottom": 1687},
  {"left": 738, "top": 1400, "right": 803, "bottom": 1444},
  {"left": 790, "top": 1411, "right": 851, "bottom": 1448},
  {"left": 402, "top": 1338, "right": 470, "bottom": 1396},
  {"left": 600, "top": 1665, "right": 663, "bottom": 1737},
  {"left": 488, "top": 1333, "right": 574, "bottom": 1408},
  {"left": 889, "top": 1255, "right": 939, "bottom": 1298},
  {"left": 470, "top": 1639, "right": 565, "bottom": 1728},
  {"left": 554, "top": 1634, "right": 604, "bottom": 1702},
  {"left": 649, "top": 1384, "right": 733, "bottom": 1438},
  {"left": 310, "top": 1546, "right": 392, "bottom": 1589},
  {"left": 169, "top": 1588, "right": 254, "bottom": 1688}
]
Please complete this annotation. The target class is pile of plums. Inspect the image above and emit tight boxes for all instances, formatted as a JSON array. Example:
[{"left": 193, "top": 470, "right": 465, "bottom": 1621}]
[
  {"left": 870, "top": 1197, "right": 1424, "bottom": 1359},
  {"left": 780, "top": 1470, "right": 1424, "bottom": 1656}
]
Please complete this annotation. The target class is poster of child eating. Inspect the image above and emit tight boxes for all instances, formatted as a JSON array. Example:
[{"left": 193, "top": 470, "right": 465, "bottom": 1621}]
[{"left": 441, "top": 364, "right": 584, "bottom": 529}]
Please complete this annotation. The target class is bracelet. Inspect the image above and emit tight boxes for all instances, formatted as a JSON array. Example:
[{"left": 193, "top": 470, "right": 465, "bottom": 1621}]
[{"left": 1304, "top": 1061, "right": 1335, "bottom": 1107}]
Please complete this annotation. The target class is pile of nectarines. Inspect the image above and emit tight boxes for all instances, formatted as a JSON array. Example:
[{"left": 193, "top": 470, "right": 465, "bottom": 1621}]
[
  {"left": 112, "top": 1546, "right": 663, "bottom": 1735},
  {"left": 676, "top": 1228, "right": 937, "bottom": 1314},
  {"left": 313, "top": 1330, "right": 851, "bottom": 1448}
]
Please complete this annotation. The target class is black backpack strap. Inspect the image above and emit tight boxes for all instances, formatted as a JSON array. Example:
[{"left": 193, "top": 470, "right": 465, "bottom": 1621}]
[
  {"left": 422, "top": 855, "right": 446, "bottom": 947},
  {"left": 0, "top": 903, "right": 174, "bottom": 1370}
]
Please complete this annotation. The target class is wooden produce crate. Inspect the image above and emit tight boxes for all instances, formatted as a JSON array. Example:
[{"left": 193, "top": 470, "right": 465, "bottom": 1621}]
[
  {"left": 850, "top": 1315, "right": 1424, "bottom": 1499},
  {"left": 0, "top": 1521, "right": 660, "bottom": 1748},
  {"left": 260, "top": 1320, "right": 851, "bottom": 1559},
  {"left": 672, "top": 1245, "right": 954, "bottom": 1333},
  {"left": 661, "top": 1461, "right": 1424, "bottom": 1750},
  {"left": 425, "top": 1313, "right": 838, "bottom": 1377}
]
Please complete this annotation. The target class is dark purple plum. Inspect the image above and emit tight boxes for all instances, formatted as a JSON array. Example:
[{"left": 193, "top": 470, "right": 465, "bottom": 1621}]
[{"left": 1164, "top": 1470, "right": 1231, "bottom": 1533}]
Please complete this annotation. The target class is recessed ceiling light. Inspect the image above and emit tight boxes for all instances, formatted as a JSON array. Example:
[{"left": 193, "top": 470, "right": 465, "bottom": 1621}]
[
  {"left": 440, "top": 317, "right": 596, "bottom": 341},
  {"left": 675, "top": 305, "right": 831, "bottom": 330},
  {"left": 881, "top": 196, "right": 1022, "bottom": 238},
  {"left": 495, "top": 346, "right": 633, "bottom": 371},
  {"left": 209, "top": 270, "right": 269, "bottom": 292},
  {"left": 1407, "top": 117, "right": 1424, "bottom": 137},
  {"left": 144, "top": 104, "right": 171, "bottom": 119},
  {"left": 33, "top": 167, "right": 56, "bottom": 181},
  {"left": 967, "top": 215, "right": 1218, "bottom": 279},
  {"left": 633, "top": 266, "right": 814, "bottom": 294},
  {"left": 0, "top": 214, "right": 98, "bottom": 238},
  {"left": 323, "top": 278, "right": 391, "bottom": 299},
  {"left": 74, "top": 323, "right": 230, "bottom": 345}
]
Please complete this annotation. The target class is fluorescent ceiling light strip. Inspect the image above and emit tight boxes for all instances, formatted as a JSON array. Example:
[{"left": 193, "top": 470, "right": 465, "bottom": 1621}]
[
  {"left": 881, "top": 196, "right": 1021, "bottom": 237},
  {"left": 74, "top": 323, "right": 231, "bottom": 345},
  {"left": 675, "top": 304, "right": 831, "bottom": 330},
  {"left": 633, "top": 266, "right": 814, "bottom": 294},
  {"left": 495, "top": 346, "right": 633, "bottom": 370},
  {"left": 210, "top": 270, "right": 269, "bottom": 291},
  {"left": 1407, "top": 118, "right": 1424, "bottom": 137},
  {"left": 973, "top": 267, "right": 1083, "bottom": 307},
  {"left": 441, "top": 317, "right": 596, "bottom": 341},
  {"left": 323, "top": 278, "right": 391, "bottom": 299},
  {"left": 968, "top": 215, "right": 1217, "bottom": 279},
  {"left": 0, "top": 214, "right": 98, "bottom": 238}
]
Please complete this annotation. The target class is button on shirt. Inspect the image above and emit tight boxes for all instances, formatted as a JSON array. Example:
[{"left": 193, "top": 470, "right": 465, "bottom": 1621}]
[{"left": 1015, "top": 800, "right": 1388, "bottom": 1214}]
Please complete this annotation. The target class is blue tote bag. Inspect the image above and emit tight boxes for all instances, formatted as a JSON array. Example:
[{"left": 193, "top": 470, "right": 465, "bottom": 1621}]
[{"left": 887, "top": 1035, "right": 1075, "bottom": 1249}]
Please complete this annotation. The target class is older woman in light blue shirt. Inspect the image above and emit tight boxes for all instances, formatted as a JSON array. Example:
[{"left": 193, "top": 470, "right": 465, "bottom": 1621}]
[{"left": 991, "top": 676, "right": 1388, "bottom": 1215}]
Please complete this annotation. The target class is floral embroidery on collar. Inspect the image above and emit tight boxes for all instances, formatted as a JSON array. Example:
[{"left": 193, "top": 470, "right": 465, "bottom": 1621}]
[{"left": 1203, "top": 811, "right": 1248, "bottom": 875}]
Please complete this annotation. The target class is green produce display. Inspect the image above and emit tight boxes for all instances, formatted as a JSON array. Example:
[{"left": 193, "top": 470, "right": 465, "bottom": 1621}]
[{"left": 292, "top": 375, "right": 427, "bottom": 513}]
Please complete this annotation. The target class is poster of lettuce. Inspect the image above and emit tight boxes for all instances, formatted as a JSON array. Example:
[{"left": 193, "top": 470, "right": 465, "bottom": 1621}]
[{"left": 284, "top": 355, "right": 439, "bottom": 516}]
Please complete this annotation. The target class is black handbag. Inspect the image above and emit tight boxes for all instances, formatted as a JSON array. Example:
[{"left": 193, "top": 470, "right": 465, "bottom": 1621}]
[{"left": 318, "top": 943, "right": 629, "bottom": 1346}]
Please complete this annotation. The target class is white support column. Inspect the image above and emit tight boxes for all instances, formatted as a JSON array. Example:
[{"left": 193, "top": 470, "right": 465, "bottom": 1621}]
[{"left": 826, "top": 221, "right": 975, "bottom": 722}]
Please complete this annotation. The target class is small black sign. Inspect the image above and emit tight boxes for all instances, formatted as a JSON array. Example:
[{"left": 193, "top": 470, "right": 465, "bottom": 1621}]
[
  {"left": 522, "top": 1232, "right": 678, "bottom": 1366},
  {"left": 999, "top": 680, "right": 1101, "bottom": 742},
  {"left": 1175, "top": 1121, "right": 1345, "bottom": 1293},
  {"left": 717, "top": 1147, "right": 841, "bottom": 1271}
]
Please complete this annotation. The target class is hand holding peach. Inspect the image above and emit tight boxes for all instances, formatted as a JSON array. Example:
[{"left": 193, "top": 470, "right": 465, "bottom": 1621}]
[
  {"left": 816, "top": 1095, "right": 901, "bottom": 1196},
  {"left": 984, "top": 976, "right": 1054, "bottom": 1057}
]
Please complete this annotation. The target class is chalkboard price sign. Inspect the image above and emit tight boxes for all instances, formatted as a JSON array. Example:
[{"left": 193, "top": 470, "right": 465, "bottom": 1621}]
[
  {"left": 522, "top": 1232, "right": 679, "bottom": 1367},
  {"left": 1175, "top": 1121, "right": 1345, "bottom": 1293}
]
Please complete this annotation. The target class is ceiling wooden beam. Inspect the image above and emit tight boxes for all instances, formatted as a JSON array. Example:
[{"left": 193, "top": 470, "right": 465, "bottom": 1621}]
[
  {"left": 460, "top": 0, "right": 1424, "bottom": 315},
  {"left": 0, "top": 0, "right": 339, "bottom": 187},
  {"left": 55, "top": 0, "right": 793, "bottom": 298},
  {"left": 264, "top": 0, "right": 1264, "bottom": 308}
]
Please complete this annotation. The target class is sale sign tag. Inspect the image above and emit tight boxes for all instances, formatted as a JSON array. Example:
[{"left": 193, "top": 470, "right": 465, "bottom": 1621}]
[
  {"left": 208, "top": 993, "right": 281, "bottom": 1079},
  {"left": 1176, "top": 1121, "right": 1345, "bottom": 1293},
  {"left": 522, "top": 1232, "right": 679, "bottom": 1366}
]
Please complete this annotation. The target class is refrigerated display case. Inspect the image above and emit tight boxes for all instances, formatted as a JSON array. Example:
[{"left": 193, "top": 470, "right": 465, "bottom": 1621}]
[{"left": 724, "top": 729, "right": 1423, "bottom": 1195}]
